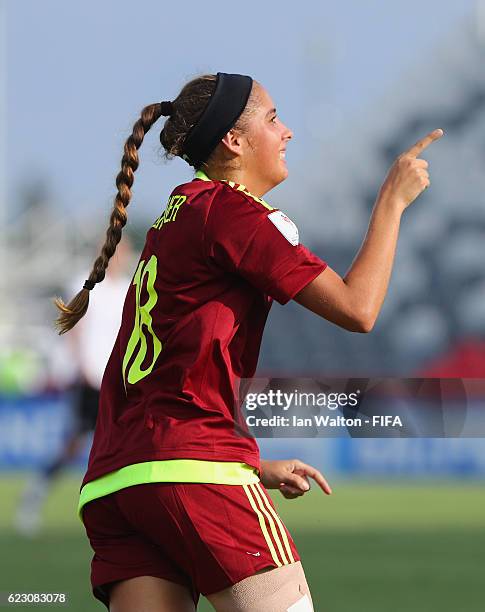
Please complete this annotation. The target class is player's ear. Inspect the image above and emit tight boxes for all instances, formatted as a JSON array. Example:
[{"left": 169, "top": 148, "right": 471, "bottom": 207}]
[{"left": 220, "top": 128, "right": 245, "bottom": 157}]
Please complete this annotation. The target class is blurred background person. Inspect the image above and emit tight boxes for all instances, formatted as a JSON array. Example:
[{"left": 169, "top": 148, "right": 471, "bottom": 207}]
[{"left": 14, "top": 236, "right": 134, "bottom": 535}]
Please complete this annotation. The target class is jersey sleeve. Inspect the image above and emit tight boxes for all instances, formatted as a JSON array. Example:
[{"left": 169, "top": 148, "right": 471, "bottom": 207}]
[{"left": 204, "top": 186, "right": 327, "bottom": 305}]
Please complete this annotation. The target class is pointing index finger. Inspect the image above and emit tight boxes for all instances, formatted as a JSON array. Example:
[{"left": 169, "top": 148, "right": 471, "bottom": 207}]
[
  {"left": 405, "top": 129, "right": 444, "bottom": 158},
  {"left": 293, "top": 460, "right": 332, "bottom": 495}
]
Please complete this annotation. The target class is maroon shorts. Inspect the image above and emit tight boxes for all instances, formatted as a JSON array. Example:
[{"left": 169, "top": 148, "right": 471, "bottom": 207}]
[{"left": 82, "top": 481, "right": 300, "bottom": 608}]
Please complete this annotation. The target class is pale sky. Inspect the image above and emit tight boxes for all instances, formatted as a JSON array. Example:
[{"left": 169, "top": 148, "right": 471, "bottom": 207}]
[{"left": 3, "top": 0, "right": 478, "bottom": 224}]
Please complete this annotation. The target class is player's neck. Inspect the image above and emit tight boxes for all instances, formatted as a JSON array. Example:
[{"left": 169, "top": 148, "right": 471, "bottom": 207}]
[{"left": 204, "top": 167, "right": 269, "bottom": 198}]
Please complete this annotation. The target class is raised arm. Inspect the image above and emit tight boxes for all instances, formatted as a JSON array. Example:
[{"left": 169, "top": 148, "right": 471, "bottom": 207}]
[{"left": 295, "top": 129, "right": 444, "bottom": 333}]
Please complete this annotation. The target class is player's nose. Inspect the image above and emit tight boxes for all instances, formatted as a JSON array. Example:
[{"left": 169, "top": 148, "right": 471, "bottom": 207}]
[{"left": 282, "top": 122, "right": 293, "bottom": 141}]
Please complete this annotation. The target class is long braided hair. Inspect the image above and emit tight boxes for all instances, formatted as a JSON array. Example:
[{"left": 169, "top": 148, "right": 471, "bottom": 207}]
[{"left": 53, "top": 74, "right": 258, "bottom": 334}]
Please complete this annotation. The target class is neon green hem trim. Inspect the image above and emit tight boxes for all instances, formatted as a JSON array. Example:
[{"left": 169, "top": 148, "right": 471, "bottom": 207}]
[
  {"left": 78, "top": 460, "right": 259, "bottom": 521},
  {"left": 194, "top": 170, "right": 274, "bottom": 211}
]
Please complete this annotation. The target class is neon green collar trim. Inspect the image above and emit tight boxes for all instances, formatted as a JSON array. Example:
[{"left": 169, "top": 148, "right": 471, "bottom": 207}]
[
  {"left": 194, "top": 169, "right": 213, "bottom": 182},
  {"left": 194, "top": 170, "right": 273, "bottom": 211}
]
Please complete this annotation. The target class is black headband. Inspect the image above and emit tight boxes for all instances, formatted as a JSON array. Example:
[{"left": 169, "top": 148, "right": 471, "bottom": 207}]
[{"left": 182, "top": 72, "right": 253, "bottom": 168}]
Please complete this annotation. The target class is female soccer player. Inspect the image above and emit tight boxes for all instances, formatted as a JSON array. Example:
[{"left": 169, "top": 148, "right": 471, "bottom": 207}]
[{"left": 54, "top": 72, "right": 442, "bottom": 611}]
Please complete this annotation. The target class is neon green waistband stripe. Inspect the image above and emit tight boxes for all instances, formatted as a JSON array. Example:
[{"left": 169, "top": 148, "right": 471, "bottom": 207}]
[{"left": 78, "top": 460, "right": 260, "bottom": 521}]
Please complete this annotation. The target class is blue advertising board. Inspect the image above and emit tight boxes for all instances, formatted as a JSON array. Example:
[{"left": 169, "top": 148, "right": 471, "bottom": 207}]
[{"left": 1, "top": 393, "right": 485, "bottom": 477}]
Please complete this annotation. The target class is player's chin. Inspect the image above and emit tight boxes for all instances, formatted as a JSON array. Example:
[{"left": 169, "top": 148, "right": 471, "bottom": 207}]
[
  {"left": 274, "top": 162, "right": 289, "bottom": 185},
  {"left": 265, "top": 163, "right": 288, "bottom": 192}
]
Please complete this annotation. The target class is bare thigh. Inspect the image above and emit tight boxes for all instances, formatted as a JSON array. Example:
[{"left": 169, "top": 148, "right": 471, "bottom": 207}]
[
  {"left": 206, "top": 561, "right": 314, "bottom": 612},
  {"left": 109, "top": 575, "right": 196, "bottom": 612}
]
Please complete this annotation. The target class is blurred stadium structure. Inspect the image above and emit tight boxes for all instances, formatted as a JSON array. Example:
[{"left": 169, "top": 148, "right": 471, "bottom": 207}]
[{"left": 263, "top": 13, "right": 485, "bottom": 376}]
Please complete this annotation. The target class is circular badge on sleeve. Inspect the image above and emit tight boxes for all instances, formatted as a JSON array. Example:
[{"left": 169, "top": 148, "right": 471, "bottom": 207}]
[{"left": 267, "top": 210, "right": 299, "bottom": 246}]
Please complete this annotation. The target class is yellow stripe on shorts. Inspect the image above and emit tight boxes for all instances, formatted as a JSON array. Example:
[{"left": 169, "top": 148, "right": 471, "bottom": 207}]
[
  {"left": 243, "top": 484, "right": 282, "bottom": 567},
  {"left": 255, "top": 483, "right": 295, "bottom": 564},
  {"left": 249, "top": 483, "right": 290, "bottom": 565}
]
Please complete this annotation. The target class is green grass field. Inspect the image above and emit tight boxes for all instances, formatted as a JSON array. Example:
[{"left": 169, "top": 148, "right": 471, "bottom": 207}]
[{"left": 1, "top": 474, "right": 484, "bottom": 611}]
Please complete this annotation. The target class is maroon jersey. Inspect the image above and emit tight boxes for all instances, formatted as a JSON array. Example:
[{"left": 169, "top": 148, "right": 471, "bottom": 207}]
[{"left": 81, "top": 173, "right": 327, "bottom": 486}]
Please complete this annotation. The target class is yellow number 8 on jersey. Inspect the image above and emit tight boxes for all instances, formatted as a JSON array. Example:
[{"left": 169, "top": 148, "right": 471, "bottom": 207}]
[{"left": 122, "top": 255, "right": 162, "bottom": 389}]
